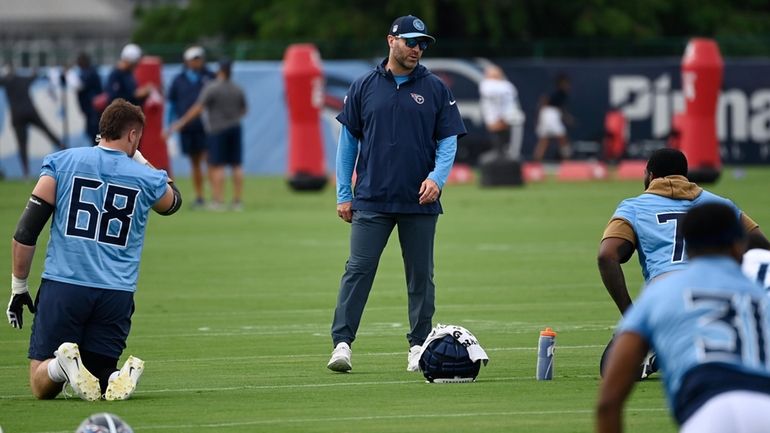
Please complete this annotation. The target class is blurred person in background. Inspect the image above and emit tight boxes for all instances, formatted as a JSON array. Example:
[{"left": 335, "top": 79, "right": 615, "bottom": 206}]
[
  {"left": 0, "top": 63, "right": 63, "bottom": 178},
  {"left": 167, "top": 59, "right": 247, "bottom": 211},
  {"left": 167, "top": 46, "right": 215, "bottom": 209},
  {"left": 533, "top": 73, "right": 572, "bottom": 162},
  {"left": 326, "top": 15, "right": 466, "bottom": 373},
  {"left": 106, "top": 44, "right": 154, "bottom": 107},
  {"left": 68, "top": 53, "right": 103, "bottom": 144},
  {"left": 479, "top": 64, "right": 524, "bottom": 159}
]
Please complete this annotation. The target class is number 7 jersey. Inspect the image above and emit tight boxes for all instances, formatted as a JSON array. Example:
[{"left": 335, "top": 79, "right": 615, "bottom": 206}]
[
  {"left": 603, "top": 175, "right": 754, "bottom": 282},
  {"left": 40, "top": 146, "right": 169, "bottom": 292}
]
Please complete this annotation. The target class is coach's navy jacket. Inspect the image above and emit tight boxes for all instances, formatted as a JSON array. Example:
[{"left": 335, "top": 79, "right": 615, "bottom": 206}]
[
  {"left": 168, "top": 68, "right": 215, "bottom": 133},
  {"left": 337, "top": 59, "right": 466, "bottom": 214}
]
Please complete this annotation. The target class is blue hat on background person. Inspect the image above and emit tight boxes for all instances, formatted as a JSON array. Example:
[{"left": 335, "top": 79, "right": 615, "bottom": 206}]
[{"left": 389, "top": 15, "right": 436, "bottom": 43}]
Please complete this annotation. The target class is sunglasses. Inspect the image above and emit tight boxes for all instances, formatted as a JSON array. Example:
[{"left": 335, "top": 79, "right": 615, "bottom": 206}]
[{"left": 399, "top": 37, "right": 430, "bottom": 51}]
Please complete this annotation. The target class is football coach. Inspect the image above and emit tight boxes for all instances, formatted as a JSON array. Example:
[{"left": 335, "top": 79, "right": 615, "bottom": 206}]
[{"left": 327, "top": 15, "right": 466, "bottom": 373}]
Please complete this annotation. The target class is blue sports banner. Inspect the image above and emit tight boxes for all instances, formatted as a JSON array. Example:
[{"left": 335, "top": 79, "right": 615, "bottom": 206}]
[{"left": 0, "top": 57, "right": 768, "bottom": 179}]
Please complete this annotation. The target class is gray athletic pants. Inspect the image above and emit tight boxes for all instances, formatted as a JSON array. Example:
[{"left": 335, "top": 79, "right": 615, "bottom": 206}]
[{"left": 331, "top": 210, "right": 438, "bottom": 348}]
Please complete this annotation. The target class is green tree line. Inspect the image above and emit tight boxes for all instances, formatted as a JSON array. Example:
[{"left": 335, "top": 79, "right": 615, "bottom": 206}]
[{"left": 134, "top": 0, "right": 770, "bottom": 59}]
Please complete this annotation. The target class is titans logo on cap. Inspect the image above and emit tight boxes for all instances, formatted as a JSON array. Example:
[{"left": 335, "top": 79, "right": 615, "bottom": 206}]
[
  {"left": 413, "top": 19, "right": 425, "bottom": 31},
  {"left": 392, "top": 25, "right": 399, "bottom": 33}
]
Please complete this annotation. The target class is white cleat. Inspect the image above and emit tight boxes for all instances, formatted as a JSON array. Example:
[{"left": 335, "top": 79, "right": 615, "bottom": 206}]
[
  {"left": 104, "top": 355, "right": 144, "bottom": 401},
  {"left": 327, "top": 342, "right": 352, "bottom": 372},
  {"left": 54, "top": 343, "right": 101, "bottom": 401},
  {"left": 407, "top": 345, "right": 422, "bottom": 372}
]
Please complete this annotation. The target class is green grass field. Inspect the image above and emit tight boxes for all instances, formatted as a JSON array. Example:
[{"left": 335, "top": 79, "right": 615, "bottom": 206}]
[{"left": 1, "top": 168, "right": 769, "bottom": 433}]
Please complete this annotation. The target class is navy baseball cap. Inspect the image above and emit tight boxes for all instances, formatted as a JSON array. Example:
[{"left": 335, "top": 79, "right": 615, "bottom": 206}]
[{"left": 389, "top": 15, "right": 435, "bottom": 43}]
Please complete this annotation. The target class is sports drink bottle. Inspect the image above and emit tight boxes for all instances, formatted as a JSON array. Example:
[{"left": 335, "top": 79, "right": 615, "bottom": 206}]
[{"left": 536, "top": 327, "right": 557, "bottom": 380}]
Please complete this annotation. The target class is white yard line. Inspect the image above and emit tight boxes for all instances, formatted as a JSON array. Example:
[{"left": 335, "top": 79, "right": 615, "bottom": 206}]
[
  {"left": 0, "top": 372, "right": 608, "bottom": 399},
  {"left": 0, "top": 344, "right": 605, "bottom": 371},
  {"left": 30, "top": 407, "right": 667, "bottom": 433}
]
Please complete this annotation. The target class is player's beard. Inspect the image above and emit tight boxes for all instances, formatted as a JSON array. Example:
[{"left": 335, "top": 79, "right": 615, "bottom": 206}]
[{"left": 392, "top": 46, "right": 421, "bottom": 72}]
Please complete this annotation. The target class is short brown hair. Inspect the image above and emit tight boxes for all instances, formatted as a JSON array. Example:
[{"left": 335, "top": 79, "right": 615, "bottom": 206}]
[{"left": 99, "top": 98, "right": 145, "bottom": 140}]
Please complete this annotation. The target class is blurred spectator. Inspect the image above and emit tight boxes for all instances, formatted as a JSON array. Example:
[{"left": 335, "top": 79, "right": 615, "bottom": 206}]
[
  {"left": 478, "top": 64, "right": 525, "bottom": 159},
  {"left": 0, "top": 63, "right": 63, "bottom": 178},
  {"left": 167, "top": 46, "right": 215, "bottom": 208},
  {"left": 533, "top": 73, "right": 572, "bottom": 162},
  {"left": 106, "top": 44, "right": 154, "bottom": 106},
  {"left": 68, "top": 53, "right": 103, "bottom": 144},
  {"left": 168, "top": 60, "right": 247, "bottom": 211}
]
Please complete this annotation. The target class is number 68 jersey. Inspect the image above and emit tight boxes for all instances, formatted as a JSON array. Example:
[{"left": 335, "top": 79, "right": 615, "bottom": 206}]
[
  {"left": 40, "top": 146, "right": 168, "bottom": 292},
  {"left": 618, "top": 256, "right": 770, "bottom": 414}
]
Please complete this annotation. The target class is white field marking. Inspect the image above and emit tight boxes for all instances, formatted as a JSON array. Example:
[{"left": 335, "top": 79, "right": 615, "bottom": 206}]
[
  {"left": 0, "top": 374, "right": 613, "bottom": 400},
  {"left": 0, "top": 344, "right": 605, "bottom": 373},
  {"left": 0, "top": 321, "right": 614, "bottom": 348},
  {"left": 134, "top": 297, "right": 609, "bottom": 318},
  {"left": 135, "top": 344, "right": 601, "bottom": 364},
  {"left": 476, "top": 243, "right": 514, "bottom": 251},
  {"left": 294, "top": 238, "right": 347, "bottom": 247},
  {"left": 134, "top": 408, "right": 668, "bottom": 430},
  {"left": 30, "top": 407, "right": 669, "bottom": 433}
]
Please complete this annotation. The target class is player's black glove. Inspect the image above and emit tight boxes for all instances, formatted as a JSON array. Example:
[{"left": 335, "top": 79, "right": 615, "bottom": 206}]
[{"left": 7, "top": 275, "right": 36, "bottom": 329}]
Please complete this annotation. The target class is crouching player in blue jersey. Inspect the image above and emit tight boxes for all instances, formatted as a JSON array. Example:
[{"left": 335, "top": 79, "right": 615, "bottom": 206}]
[
  {"left": 597, "top": 203, "right": 770, "bottom": 433},
  {"left": 7, "top": 99, "right": 182, "bottom": 401},
  {"left": 597, "top": 148, "right": 769, "bottom": 378}
]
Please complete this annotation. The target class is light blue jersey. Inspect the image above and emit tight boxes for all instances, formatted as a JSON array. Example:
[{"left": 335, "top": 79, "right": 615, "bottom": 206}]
[
  {"left": 612, "top": 188, "right": 741, "bottom": 281},
  {"left": 40, "top": 146, "right": 168, "bottom": 292},
  {"left": 618, "top": 256, "right": 770, "bottom": 414}
]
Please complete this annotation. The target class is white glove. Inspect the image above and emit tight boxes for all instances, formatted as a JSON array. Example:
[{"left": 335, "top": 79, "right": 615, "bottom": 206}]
[{"left": 7, "top": 275, "right": 35, "bottom": 329}]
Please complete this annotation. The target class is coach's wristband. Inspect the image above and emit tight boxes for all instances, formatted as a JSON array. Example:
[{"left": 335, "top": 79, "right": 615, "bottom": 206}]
[{"left": 11, "top": 274, "right": 28, "bottom": 295}]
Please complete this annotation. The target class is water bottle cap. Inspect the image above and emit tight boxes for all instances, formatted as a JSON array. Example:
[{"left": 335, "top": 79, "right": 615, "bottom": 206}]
[{"left": 540, "top": 327, "right": 557, "bottom": 337}]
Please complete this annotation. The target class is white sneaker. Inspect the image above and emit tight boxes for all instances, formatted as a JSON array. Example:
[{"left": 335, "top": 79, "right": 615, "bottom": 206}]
[
  {"left": 407, "top": 345, "right": 422, "bottom": 372},
  {"left": 327, "top": 342, "right": 352, "bottom": 372},
  {"left": 104, "top": 355, "right": 144, "bottom": 401},
  {"left": 53, "top": 342, "right": 101, "bottom": 401}
]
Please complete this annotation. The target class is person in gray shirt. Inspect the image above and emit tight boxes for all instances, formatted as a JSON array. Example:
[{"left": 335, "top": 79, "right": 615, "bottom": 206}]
[{"left": 168, "top": 59, "right": 247, "bottom": 210}]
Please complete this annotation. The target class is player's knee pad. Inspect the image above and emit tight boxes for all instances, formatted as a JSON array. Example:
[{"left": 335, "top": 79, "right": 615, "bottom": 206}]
[{"left": 419, "top": 335, "right": 481, "bottom": 383}]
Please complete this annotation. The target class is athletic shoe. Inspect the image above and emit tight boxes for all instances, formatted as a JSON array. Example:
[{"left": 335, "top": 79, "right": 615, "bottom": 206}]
[
  {"left": 407, "top": 345, "right": 422, "bottom": 372},
  {"left": 639, "top": 351, "right": 659, "bottom": 380},
  {"left": 53, "top": 342, "right": 101, "bottom": 401},
  {"left": 206, "top": 201, "right": 226, "bottom": 212},
  {"left": 104, "top": 356, "right": 145, "bottom": 401},
  {"left": 327, "top": 342, "right": 352, "bottom": 372},
  {"left": 230, "top": 201, "right": 243, "bottom": 212},
  {"left": 191, "top": 198, "right": 205, "bottom": 210}
]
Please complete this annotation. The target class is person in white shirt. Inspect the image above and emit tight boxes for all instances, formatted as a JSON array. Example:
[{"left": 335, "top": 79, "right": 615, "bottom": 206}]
[{"left": 478, "top": 64, "right": 524, "bottom": 159}]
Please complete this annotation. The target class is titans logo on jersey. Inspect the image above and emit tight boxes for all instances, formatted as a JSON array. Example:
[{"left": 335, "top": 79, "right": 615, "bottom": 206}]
[{"left": 40, "top": 147, "right": 168, "bottom": 292}]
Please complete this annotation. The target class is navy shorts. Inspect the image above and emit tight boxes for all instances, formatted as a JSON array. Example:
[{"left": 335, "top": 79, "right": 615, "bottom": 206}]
[
  {"left": 180, "top": 130, "right": 207, "bottom": 156},
  {"left": 28, "top": 279, "right": 134, "bottom": 361},
  {"left": 207, "top": 124, "right": 242, "bottom": 166}
]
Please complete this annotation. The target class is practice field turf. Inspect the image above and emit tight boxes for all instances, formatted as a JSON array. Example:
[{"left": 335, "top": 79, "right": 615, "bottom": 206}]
[{"left": 1, "top": 168, "right": 769, "bottom": 433}]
